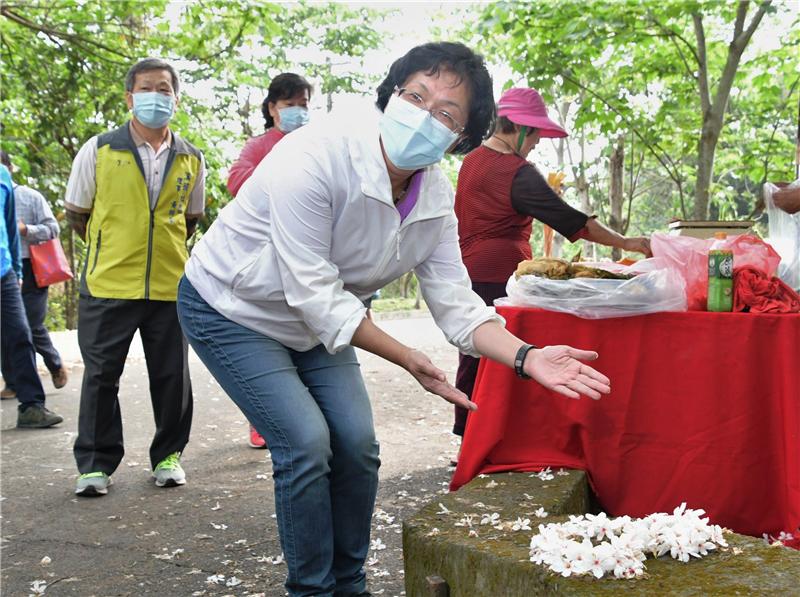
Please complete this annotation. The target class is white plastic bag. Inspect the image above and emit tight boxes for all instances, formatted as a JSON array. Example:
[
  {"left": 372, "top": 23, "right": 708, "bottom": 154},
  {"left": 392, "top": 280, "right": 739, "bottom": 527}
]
[
  {"left": 764, "top": 181, "right": 800, "bottom": 291},
  {"left": 500, "top": 262, "right": 687, "bottom": 319}
]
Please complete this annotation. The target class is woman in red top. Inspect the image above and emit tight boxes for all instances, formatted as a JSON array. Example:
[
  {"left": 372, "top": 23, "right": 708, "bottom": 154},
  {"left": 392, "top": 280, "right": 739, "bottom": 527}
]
[
  {"left": 227, "top": 72, "right": 312, "bottom": 448},
  {"left": 451, "top": 87, "right": 651, "bottom": 451},
  {"left": 227, "top": 73, "right": 313, "bottom": 198}
]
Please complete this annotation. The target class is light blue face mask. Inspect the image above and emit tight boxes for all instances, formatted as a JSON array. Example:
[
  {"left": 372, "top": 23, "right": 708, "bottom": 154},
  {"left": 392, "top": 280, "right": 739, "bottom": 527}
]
[
  {"left": 132, "top": 92, "right": 175, "bottom": 128},
  {"left": 379, "top": 95, "right": 458, "bottom": 170},
  {"left": 277, "top": 106, "right": 310, "bottom": 132}
]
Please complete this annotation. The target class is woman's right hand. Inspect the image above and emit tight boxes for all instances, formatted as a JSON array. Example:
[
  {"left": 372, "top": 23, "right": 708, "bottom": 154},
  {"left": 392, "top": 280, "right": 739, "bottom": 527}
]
[
  {"left": 402, "top": 348, "right": 477, "bottom": 411},
  {"left": 524, "top": 345, "right": 610, "bottom": 400}
]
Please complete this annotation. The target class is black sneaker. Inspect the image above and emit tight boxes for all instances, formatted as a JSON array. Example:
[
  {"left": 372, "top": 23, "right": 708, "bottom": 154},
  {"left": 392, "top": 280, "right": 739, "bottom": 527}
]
[{"left": 17, "top": 404, "right": 64, "bottom": 428}]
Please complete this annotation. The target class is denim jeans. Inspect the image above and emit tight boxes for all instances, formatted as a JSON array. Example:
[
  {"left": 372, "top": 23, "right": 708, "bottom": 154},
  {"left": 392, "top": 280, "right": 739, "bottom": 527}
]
[
  {"left": 177, "top": 276, "right": 380, "bottom": 597},
  {"left": 2, "top": 260, "right": 63, "bottom": 389},
  {"left": 0, "top": 270, "right": 46, "bottom": 407}
]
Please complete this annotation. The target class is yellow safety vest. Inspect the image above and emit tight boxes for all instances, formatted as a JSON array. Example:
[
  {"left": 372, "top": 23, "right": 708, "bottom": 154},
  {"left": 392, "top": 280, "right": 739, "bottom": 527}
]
[{"left": 82, "top": 123, "right": 202, "bottom": 300}]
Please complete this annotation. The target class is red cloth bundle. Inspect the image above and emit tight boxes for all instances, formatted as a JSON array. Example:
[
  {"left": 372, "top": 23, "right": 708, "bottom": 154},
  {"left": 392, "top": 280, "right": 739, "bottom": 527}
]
[{"left": 733, "top": 266, "right": 800, "bottom": 313}]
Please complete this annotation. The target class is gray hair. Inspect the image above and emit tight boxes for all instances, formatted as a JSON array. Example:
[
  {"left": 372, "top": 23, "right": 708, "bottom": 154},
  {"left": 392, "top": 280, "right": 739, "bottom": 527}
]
[{"left": 125, "top": 58, "right": 180, "bottom": 95}]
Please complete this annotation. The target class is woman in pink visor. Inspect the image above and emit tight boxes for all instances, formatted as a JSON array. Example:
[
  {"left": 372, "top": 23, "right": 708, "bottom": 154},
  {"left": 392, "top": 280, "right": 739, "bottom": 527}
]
[{"left": 450, "top": 87, "right": 651, "bottom": 455}]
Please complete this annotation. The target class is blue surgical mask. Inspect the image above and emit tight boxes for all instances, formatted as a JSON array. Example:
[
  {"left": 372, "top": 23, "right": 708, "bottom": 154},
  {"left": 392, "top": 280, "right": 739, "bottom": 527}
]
[
  {"left": 132, "top": 92, "right": 174, "bottom": 128},
  {"left": 277, "top": 106, "right": 309, "bottom": 132},
  {"left": 378, "top": 95, "right": 458, "bottom": 170}
]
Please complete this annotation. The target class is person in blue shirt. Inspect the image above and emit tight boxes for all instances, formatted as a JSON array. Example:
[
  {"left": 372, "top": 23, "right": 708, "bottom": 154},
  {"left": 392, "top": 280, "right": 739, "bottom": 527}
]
[{"left": 0, "top": 163, "right": 63, "bottom": 427}]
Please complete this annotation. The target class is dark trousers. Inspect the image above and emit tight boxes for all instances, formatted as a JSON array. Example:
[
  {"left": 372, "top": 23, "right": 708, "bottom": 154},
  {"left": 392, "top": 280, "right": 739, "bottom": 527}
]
[
  {"left": 453, "top": 281, "right": 508, "bottom": 437},
  {"left": 0, "top": 270, "right": 46, "bottom": 408},
  {"left": 73, "top": 295, "right": 193, "bottom": 474}
]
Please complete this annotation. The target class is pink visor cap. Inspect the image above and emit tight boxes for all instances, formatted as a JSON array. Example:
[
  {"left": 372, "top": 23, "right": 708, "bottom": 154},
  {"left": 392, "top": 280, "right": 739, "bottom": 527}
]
[{"left": 497, "top": 87, "right": 568, "bottom": 138}]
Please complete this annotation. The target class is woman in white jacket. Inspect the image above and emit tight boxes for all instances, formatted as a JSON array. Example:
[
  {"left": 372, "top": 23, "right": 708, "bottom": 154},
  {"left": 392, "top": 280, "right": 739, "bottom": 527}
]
[{"left": 177, "top": 42, "right": 610, "bottom": 597}]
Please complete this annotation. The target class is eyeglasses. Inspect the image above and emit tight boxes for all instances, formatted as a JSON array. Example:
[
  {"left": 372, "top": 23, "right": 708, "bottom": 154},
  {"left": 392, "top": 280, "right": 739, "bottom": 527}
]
[{"left": 395, "top": 86, "right": 465, "bottom": 134}]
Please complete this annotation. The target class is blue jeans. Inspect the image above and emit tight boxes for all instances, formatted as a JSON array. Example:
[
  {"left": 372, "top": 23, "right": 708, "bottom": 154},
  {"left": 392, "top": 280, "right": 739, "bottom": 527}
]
[
  {"left": 0, "top": 270, "right": 46, "bottom": 407},
  {"left": 177, "top": 276, "right": 380, "bottom": 597},
  {"left": 2, "top": 260, "right": 63, "bottom": 389}
]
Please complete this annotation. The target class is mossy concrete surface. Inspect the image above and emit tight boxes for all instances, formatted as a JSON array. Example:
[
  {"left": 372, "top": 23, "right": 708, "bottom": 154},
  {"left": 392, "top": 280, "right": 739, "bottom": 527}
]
[{"left": 403, "top": 471, "right": 800, "bottom": 596}]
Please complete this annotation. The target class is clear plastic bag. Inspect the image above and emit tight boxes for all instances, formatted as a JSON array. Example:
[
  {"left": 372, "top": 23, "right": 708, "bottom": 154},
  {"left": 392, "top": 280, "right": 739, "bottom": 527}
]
[
  {"left": 763, "top": 181, "right": 800, "bottom": 291},
  {"left": 500, "top": 263, "right": 687, "bottom": 319}
]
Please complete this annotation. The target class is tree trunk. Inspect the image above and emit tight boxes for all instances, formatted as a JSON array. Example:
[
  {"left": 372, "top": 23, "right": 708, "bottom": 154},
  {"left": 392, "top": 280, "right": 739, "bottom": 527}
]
[
  {"left": 575, "top": 170, "right": 592, "bottom": 259},
  {"left": 608, "top": 136, "right": 625, "bottom": 261},
  {"left": 691, "top": 2, "right": 771, "bottom": 219},
  {"left": 65, "top": 229, "right": 77, "bottom": 329},
  {"left": 237, "top": 95, "right": 253, "bottom": 138},
  {"left": 402, "top": 271, "right": 413, "bottom": 298},
  {"left": 693, "top": 121, "right": 721, "bottom": 219}
]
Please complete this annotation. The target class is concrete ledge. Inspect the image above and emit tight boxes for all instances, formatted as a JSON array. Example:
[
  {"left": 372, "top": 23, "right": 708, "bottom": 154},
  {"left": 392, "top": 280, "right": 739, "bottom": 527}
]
[{"left": 403, "top": 471, "right": 800, "bottom": 596}]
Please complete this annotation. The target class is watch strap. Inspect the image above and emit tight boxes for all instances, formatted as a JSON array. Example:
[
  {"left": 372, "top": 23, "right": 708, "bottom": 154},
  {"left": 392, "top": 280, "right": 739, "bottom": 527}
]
[{"left": 514, "top": 343, "right": 538, "bottom": 379}]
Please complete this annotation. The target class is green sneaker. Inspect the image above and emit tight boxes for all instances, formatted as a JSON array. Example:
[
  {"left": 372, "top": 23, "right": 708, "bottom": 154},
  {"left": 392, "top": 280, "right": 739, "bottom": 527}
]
[
  {"left": 75, "top": 472, "right": 112, "bottom": 497},
  {"left": 153, "top": 452, "right": 186, "bottom": 488}
]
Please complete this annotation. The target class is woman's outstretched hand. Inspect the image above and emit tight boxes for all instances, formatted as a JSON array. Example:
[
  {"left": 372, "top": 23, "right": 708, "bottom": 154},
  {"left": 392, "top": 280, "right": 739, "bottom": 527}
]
[
  {"left": 403, "top": 349, "right": 477, "bottom": 411},
  {"left": 525, "top": 346, "right": 610, "bottom": 400}
]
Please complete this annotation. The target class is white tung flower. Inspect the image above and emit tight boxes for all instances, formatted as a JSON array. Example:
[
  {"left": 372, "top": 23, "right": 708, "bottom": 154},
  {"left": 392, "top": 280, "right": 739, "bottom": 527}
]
[
  {"left": 480, "top": 512, "right": 500, "bottom": 526},
  {"left": 534, "top": 507, "right": 549, "bottom": 519},
  {"left": 528, "top": 504, "right": 727, "bottom": 580},
  {"left": 532, "top": 467, "right": 555, "bottom": 481},
  {"left": 454, "top": 514, "right": 475, "bottom": 528},
  {"left": 512, "top": 517, "right": 532, "bottom": 531}
]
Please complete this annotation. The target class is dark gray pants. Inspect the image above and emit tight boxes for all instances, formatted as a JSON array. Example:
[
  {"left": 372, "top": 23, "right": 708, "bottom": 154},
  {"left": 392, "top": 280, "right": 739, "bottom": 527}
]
[{"left": 73, "top": 295, "right": 193, "bottom": 474}]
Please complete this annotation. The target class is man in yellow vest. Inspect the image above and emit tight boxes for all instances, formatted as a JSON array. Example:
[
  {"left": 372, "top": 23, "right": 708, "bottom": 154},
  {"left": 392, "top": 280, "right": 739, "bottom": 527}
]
[{"left": 64, "top": 58, "right": 205, "bottom": 497}]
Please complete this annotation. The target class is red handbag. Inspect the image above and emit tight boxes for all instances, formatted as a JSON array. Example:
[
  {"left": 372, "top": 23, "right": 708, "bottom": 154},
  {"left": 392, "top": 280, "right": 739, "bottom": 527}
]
[{"left": 29, "top": 238, "right": 74, "bottom": 287}]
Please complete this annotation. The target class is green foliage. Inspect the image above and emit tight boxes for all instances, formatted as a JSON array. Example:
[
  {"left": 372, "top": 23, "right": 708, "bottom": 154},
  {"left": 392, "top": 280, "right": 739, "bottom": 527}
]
[
  {"left": 1, "top": 0, "right": 387, "bottom": 326},
  {"left": 371, "top": 297, "right": 424, "bottom": 313},
  {"left": 470, "top": 0, "right": 798, "bottom": 227}
]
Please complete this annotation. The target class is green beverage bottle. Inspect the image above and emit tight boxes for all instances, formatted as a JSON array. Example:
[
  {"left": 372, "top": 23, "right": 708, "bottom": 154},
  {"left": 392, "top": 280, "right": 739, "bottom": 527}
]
[{"left": 707, "top": 232, "right": 733, "bottom": 312}]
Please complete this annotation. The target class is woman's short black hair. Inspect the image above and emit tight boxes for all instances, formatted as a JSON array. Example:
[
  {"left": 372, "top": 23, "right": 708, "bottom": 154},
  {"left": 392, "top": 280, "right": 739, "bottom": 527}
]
[
  {"left": 261, "top": 73, "right": 313, "bottom": 130},
  {"left": 495, "top": 115, "right": 539, "bottom": 137},
  {"left": 376, "top": 42, "right": 495, "bottom": 154}
]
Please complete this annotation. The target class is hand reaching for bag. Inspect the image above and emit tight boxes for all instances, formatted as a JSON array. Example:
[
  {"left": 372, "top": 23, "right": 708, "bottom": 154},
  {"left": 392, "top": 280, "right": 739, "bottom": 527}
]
[{"left": 524, "top": 345, "right": 610, "bottom": 400}]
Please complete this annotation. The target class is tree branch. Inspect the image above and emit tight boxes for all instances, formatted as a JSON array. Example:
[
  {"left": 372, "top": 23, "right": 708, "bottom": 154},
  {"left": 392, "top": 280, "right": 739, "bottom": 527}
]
[
  {"left": 711, "top": 1, "right": 771, "bottom": 123},
  {"left": 558, "top": 70, "right": 685, "bottom": 200},
  {"left": 647, "top": 14, "right": 701, "bottom": 77},
  {"left": 0, "top": 7, "right": 133, "bottom": 62},
  {"left": 733, "top": 0, "right": 748, "bottom": 39},
  {"left": 692, "top": 13, "right": 711, "bottom": 115}
]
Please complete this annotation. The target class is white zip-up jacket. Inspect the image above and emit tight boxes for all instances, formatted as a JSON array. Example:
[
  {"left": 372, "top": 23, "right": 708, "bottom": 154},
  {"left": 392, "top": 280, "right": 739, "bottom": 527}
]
[{"left": 185, "top": 111, "right": 503, "bottom": 355}]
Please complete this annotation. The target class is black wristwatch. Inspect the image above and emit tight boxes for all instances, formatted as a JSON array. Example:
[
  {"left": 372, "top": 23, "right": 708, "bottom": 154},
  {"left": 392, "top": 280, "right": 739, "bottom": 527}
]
[{"left": 514, "top": 343, "right": 538, "bottom": 379}]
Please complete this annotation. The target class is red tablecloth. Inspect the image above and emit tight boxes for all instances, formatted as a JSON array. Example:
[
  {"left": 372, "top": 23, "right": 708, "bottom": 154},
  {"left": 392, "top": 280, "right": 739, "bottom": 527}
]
[{"left": 451, "top": 307, "right": 800, "bottom": 540}]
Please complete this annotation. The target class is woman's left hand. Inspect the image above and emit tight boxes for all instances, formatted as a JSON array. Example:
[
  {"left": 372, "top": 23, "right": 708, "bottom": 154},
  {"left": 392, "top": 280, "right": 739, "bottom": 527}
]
[
  {"left": 524, "top": 346, "right": 611, "bottom": 400},
  {"left": 403, "top": 349, "right": 477, "bottom": 411},
  {"left": 622, "top": 236, "right": 652, "bottom": 257}
]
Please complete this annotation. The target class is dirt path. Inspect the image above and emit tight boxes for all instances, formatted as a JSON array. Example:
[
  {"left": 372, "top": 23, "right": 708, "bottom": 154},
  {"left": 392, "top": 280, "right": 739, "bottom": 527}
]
[{"left": 1, "top": 314, "right": 462, "bottom": 596}]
